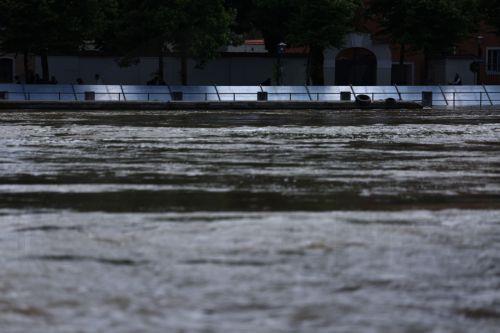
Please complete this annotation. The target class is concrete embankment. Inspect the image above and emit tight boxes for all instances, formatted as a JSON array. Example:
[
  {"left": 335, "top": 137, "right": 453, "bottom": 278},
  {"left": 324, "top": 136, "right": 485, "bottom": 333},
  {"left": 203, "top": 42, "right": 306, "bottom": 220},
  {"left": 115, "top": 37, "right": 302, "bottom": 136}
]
[{"left": 0, "top": 100, "right": 422, "bottom": 111}]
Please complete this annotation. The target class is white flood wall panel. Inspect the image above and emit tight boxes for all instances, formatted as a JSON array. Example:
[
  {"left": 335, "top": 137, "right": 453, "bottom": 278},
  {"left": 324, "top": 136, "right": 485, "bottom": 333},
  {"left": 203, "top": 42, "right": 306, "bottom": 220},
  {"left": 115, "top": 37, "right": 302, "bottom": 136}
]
[
  {"left": 484, "top": 86, "right": 500, "bottom": 105},
  {"left": 441, "top": 85, "right": 490, "bottom": 107},
  {"left": 74, "top": 85, "right": 124, "bottom": 101},
  {"left": 352, "top": 86, "right": 399, "bottom": 100},
  {"left": 397, "top": 86, "right": 447, "bottom": 106},
  {"left": 122, "top": 86, "right": 171, "bottom": 102},
  {"left": 261, "top": 86, "right": 311, "bottom": 101},
  {"left": 307, "top": 86, "right": 354, "bottom": 101},
  {"left": 216, "top": 86, "right": 262, "bottom": 101},
  {"left": 0, "top": 84, "right": 26, "bottom": 101},
  {"left": 24, "top": 84, "right": 76, "bottom": 101},
  {"left": 169, "top": 86, "right": 219, "bottom": 101}
]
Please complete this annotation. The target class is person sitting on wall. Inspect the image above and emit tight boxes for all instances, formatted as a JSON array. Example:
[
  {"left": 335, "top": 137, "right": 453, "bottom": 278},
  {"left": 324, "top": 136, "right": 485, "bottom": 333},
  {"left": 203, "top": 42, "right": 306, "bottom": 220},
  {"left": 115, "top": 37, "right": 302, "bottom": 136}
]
[
  {"left": 261, "top": 78, "right": 272, "bottom": 86},
  {"left": 450, "top": 73, "right": 462, "bottom": 85},
  {"left": 50, "top": 76, "right": 58, "bottom": 85},
  {"left": 76, "top": 78, "right": 84, "bottom": 85},
  {"left": 147, "top": 76, "right": 159, "bottom": 86},
  {"left": 95, "top": 74, "right": 104, "bottom": 85}
]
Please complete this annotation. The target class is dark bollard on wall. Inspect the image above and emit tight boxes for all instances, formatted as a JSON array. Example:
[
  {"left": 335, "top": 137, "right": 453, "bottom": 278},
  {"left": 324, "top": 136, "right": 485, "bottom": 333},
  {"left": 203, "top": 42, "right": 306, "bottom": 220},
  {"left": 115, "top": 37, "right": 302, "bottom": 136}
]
[
  {"left": 422, "top": 91, "right": 433, "bottom": 107},
  {"left": 171, "top": 91, "right": 183, "bottom": 101},
  {"left": 84, "top": 91, "right": 95, "bottom": 101},
  {"left": 340, "top": 91, "right": 351, "bottom": 101},
  {"left": 257, "top": 91, "right": 268, "bottom": 101}
]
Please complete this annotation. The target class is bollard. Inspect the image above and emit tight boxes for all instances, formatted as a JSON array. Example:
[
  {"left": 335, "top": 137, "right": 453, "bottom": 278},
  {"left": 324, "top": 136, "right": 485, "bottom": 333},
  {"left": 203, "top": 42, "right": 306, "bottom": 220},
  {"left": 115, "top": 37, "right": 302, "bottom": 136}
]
[
  {"left": 422, "top": 91, "right": 433, "bottom": 107},
  {"left": 0, "top": 91, "right": 8, "bottom": 100},
  {"left": 84, "top": 91, "right": 95, "bottom": 101},
  {"left": 340, "top": 91, "right": 351, "bottom": 101},
  {"left": 257, "top": 91, "right": 268, "bottom": 101},
  {"left": 171, "top": 91, "right": 183, "bottom": 101}
]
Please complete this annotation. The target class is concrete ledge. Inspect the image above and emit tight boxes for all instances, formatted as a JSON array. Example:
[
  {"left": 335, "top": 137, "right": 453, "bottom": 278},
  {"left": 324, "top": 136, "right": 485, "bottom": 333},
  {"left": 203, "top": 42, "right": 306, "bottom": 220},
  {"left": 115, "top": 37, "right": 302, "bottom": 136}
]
[{"left": 0, "top": 100, "right": 422, "bottom": 111}]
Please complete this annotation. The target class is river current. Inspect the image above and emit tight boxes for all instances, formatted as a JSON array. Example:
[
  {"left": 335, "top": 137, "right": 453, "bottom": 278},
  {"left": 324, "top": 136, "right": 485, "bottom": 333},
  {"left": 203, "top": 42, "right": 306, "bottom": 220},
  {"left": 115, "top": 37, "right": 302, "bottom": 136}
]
[{"left": 0, "top": 109, "right": 499, "bottom": 332}]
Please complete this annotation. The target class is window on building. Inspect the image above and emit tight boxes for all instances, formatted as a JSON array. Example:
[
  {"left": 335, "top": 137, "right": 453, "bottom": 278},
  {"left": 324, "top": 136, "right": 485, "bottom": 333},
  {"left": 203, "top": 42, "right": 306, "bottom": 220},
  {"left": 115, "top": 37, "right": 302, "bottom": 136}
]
[
  {"left": 391, "top": 63, "right": 413, "bottom": 85},
  {"left": 487, "top": 48, "right": 500, "bottom": 74},
  {"left": 0, "top": 58, "right": 14, "bottom": 83}
]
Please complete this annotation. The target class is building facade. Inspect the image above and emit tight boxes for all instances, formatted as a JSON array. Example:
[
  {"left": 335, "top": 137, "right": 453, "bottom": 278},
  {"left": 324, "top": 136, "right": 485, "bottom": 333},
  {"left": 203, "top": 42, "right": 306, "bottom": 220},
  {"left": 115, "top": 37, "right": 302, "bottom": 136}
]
[{"left": 1, "top": 15, "right": 499, "bottom": 86}]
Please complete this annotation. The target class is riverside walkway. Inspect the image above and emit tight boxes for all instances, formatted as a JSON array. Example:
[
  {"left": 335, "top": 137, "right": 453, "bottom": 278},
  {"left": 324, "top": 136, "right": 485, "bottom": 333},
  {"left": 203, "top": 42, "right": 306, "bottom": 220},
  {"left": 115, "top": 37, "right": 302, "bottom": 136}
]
[{"left": 0, "top": 84, "right": 498, "bottom": 109}]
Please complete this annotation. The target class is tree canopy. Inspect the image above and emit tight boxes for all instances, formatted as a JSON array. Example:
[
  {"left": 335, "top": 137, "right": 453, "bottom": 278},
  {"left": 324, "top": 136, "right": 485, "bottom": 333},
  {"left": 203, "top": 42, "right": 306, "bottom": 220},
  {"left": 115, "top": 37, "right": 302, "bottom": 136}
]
[
  {"left": 103, "top": 0, "right": 234, "bottom": 85},
  {"left": 0, "top": 0, "right": 112, "bottom": 81},
  {"left": 253, "top": 0, "right": 361, "bottom": 84},
  {"left": 0, "top": 0, "right": 489, "bottom": 85},
  {"left": 371, "top": 0, "right": 480, "bottom": 83},
  {"left": 483, "top": 0, "right": 500, "bottom": 33}
]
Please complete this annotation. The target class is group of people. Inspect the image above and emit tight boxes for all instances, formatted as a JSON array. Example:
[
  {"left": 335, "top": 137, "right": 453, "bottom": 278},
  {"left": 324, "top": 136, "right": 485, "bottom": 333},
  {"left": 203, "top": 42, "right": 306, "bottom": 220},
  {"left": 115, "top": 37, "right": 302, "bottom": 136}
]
[
  {"left": 15, "top": 73, "right": 59, "bottom": 85},
  {"left": 75, "top": 75, "right": 104, "bottom": 85},
  {"left": 14, "top": 73, "right": 105, "bottom": 85},
  {"left": 146, "top": 75, "right": 166, "bottom": 86}
]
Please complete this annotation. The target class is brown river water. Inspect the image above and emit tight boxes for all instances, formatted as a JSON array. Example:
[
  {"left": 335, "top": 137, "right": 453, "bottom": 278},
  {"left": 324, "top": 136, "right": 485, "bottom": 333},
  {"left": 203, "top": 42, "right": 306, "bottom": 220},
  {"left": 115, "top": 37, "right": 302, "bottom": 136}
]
[{"left": 0, "top": 109, "right": 500, "bottom": 332}]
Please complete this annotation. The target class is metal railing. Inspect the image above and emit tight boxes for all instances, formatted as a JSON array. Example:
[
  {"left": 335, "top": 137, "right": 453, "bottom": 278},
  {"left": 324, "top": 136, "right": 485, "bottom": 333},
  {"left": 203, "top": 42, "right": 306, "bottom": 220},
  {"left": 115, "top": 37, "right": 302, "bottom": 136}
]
[
  {"left": 401, "top": 91, "right": 492, "bottom": 109},
  {"left": 0, "top": 88, "right": 499, "bottom": 109}
]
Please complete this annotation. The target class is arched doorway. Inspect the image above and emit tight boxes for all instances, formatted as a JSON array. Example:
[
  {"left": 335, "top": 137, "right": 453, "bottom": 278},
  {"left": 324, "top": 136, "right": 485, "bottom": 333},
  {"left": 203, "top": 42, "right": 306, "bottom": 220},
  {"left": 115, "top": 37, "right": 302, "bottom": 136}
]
[
  {"left": 335, "top": 48, "right": 377, "bottom": 85},
  {"left": 0, "top": 58, "right": 14, "bottom": 83}
]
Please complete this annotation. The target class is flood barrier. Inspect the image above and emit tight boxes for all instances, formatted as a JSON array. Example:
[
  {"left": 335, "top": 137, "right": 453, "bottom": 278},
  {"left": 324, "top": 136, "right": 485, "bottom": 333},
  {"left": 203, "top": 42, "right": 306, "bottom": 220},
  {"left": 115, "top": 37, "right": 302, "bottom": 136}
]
[{"left": 0, "top": 84, "right": 498, "bottom": 108}]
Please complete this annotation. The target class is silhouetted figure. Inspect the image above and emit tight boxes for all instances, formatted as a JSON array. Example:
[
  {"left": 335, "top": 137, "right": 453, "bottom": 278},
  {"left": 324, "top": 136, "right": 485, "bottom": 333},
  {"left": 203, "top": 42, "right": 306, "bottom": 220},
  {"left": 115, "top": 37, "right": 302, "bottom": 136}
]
[
  {"left": 14, "top": 76, "right": 21, "bottom": 84},
  {"left": 26, "top": 71, "right": 35, "bottom": 84},
  {"left": 147, "top": 76, "right": 159, "bottom": 86},
  {"left": 95, "top": 74, "right": 104, "bottom": 85},
  {"left": 50, "top": 76, "right": 58, "bottom": 85},
  {"left": 261, "top": 78, "right": 272, "bottom": 86},
  {"left": 451, "top": 73, "right": 462, "bottom": 85},
  {"left": 76, "top": 78, "right": 84, "bottom": 85}
]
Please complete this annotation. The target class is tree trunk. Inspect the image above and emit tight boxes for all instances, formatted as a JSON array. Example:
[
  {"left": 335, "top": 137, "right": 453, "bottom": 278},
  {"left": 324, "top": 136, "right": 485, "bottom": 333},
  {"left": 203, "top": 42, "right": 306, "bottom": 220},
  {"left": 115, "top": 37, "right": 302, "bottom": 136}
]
[
  {"left": 399, "top": 43, "right": 406, "bottom": 84},
  {"left": 423, "top": 51, "right": 429, "bottom": 84},
  {"left": 180, "top": 53, "right": 188, "bottom": 85},
  {"left": 310, "top": 45, "right": 325, "bottom": 85},
  {"left": 41, "top": 51, "right": 49, "bottom": 83},
  {"left": 158, "top": 47, "right": 165, "bottom": 83},
  {"left": 23, "top": 51, "right": 30, "bottom": 83},
  {"left": 305, "top": 50, "right": 312, "bottom": 85}
]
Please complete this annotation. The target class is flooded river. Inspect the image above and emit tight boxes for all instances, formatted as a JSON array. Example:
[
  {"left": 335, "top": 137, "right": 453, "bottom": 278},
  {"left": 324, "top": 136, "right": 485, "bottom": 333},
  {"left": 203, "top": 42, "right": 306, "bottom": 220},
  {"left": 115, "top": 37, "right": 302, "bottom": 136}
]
[{"left": 0, "top": 109, "right": 500, "bottom": 332}]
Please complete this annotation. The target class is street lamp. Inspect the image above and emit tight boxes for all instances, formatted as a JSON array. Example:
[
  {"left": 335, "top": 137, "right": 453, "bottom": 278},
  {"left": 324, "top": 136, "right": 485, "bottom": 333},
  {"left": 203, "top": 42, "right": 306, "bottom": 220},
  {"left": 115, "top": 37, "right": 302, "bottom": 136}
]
[
  {"left": 476, "top": 35, "right": 484, "bottom": 85},
  {"left": 276, "top": 42, "right": 287, "bottom": 85}
]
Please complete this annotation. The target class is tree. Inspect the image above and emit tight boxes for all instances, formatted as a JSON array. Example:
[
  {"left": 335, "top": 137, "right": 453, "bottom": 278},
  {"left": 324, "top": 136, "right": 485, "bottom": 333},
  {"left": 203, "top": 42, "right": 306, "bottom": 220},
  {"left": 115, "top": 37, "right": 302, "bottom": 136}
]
[
  {"left": 287, "top": 0, "right": 362, "bottom": 85},
  {"left": 253, "top": 0, "right": 361, "bottom": 85},
  {"left": 370, "top": 0, "right": 414, "bottom": 84},
  {"left": 483, "top": 0, "right": 500, "bottom": 33},
  {"left": 171, "top": 0, "right": 234, "bottom": 85},
  {"left": 0, "top": 0, "right": 110, "bottom": 82},
  {"left": 104, "top": 0, "right": 234, "bottom": 85},
  {"left": 371, "top": 0, "right": 480, "bottom": 84}
]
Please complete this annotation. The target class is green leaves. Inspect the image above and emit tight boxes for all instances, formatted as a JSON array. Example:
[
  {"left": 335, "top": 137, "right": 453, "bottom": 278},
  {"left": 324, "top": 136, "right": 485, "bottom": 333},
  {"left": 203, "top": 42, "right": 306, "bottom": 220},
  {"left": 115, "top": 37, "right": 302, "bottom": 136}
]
[
  {"left": 103, "top": 0, "right": 234, "bottom": 82},
  {"left": 0, "top": 0, "right": 113, "bottom": 54},
  {"left": 252, "top": 0, "right": 361, "bottom": 84},
  {"left": 483, "top": 0, "right": 500, "bottom": 33},
  {"left": 371, "top": 0, "right": 480, "bottom": 56}
]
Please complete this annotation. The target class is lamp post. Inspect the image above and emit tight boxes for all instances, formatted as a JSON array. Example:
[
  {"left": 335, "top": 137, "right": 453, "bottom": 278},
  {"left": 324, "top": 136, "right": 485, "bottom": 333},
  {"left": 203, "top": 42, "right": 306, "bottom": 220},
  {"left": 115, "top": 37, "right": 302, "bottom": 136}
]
[
  {"left": 477, "top": 35, "right": 484, "bottom": 85},
  {"left": 276, "top": 42, "right": 287, "bottom": 86}
]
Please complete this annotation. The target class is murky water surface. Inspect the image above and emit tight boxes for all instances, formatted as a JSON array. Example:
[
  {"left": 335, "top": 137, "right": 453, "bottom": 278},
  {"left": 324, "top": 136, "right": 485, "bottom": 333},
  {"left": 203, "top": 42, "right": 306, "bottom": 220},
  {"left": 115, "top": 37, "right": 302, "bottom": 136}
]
[{"left": 1, "top": 109, "right": 500, "bottom": 332}]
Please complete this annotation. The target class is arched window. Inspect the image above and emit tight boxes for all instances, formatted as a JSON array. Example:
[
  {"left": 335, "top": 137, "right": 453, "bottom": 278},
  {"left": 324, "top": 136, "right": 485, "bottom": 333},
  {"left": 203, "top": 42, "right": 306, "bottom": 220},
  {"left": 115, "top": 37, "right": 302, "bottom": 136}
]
[
  {"left": 335, "top": 48, "right": 377, "bottom": 85},
  {"left": 0, "top": 58, "right": 14, "bottom": 83}
]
